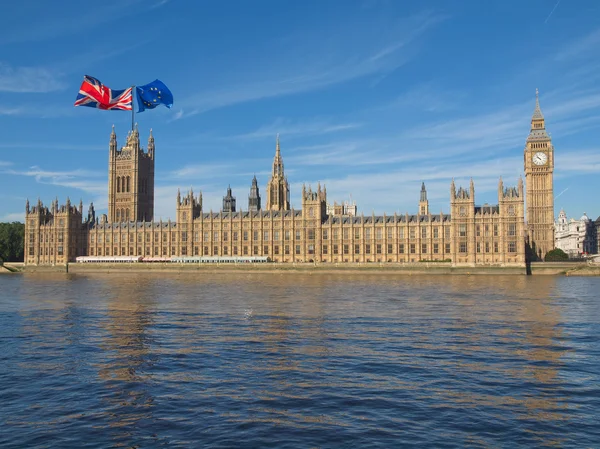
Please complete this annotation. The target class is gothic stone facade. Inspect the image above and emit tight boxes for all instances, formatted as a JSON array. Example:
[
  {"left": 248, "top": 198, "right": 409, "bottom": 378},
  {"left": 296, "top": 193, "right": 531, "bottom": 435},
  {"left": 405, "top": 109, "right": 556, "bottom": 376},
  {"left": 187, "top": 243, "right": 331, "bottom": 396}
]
[{"left": 28, "top": 92, "right": 566, "bottom": 267}]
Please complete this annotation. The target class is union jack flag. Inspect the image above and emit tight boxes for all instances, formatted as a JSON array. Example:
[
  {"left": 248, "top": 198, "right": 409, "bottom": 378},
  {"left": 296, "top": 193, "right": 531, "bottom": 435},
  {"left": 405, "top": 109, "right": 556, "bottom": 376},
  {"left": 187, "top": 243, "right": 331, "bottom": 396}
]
[{"left": 74, "top": 75, "right": 132, "bottom": 111}]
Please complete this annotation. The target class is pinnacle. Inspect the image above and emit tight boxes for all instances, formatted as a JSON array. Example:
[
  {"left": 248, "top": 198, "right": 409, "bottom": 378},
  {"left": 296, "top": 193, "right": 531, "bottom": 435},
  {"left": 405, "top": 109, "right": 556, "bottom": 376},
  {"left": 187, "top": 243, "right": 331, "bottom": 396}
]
[{"left": 532, "top": 88, "right": 544, "bottom": 121}]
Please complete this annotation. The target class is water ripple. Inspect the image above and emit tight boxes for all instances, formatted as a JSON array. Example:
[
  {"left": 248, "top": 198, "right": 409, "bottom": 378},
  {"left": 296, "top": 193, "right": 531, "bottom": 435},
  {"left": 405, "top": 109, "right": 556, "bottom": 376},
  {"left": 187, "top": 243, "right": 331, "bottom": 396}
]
[{"left": 1, "top": 273, "right": 599, "bottom": 448}]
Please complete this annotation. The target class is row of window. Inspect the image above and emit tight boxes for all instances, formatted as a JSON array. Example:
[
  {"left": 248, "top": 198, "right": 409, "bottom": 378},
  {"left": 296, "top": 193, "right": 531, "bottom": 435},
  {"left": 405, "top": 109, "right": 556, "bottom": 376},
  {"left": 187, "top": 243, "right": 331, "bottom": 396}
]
[
  {"left": 88, "top": 225, "right": 519, "bottom": 245},
  {"left": 115, "top": 176, "right": 131, "bottom": 193},
  {"left": 86, "top": 241, "right": 519, "bottom": 257},
  {"left": 87, "top": 222, "right": 520, "bottom": 244},
  {"left": 29, "top": 246, "right": 64, "bottom": 256},
  {"left": 31, "top": 233, "right": 65, "bottom": 243},
  {"left": 458, "top": 223, "right": 517, "bottom": 237}
]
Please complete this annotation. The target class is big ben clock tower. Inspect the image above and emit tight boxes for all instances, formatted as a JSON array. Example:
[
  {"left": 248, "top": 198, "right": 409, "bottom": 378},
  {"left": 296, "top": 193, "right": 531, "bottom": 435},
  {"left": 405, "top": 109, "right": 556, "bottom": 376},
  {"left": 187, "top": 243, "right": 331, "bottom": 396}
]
[{"left": 524, "top": 89, "right": 555, "bottom": 260}]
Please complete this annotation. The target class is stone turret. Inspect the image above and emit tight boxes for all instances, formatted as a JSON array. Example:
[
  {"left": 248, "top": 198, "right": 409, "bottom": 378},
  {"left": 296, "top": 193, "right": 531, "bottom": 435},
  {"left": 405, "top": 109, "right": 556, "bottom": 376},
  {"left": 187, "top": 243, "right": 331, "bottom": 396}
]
[
  {"left": 222, "top": 185, "right": 236, "bottom": 213},
  {"left": 419, "top": 182, "right": 429, "bottom": 216},
  {"left": 248, "top": 175, "right": 261, "bottom": 212}
]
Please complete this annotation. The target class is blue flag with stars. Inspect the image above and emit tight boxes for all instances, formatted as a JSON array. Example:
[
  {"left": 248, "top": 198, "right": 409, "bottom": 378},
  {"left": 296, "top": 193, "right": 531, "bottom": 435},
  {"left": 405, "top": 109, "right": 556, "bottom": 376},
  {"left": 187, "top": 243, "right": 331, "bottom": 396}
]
[{"left": 135, "top": 79, "right": 173, "bottom": 112}]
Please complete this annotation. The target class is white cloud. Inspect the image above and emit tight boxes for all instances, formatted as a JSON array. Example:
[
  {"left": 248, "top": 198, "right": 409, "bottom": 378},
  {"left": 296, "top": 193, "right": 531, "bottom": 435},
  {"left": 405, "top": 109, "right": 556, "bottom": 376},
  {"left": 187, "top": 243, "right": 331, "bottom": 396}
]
[
  {"left": 228, "top": 118, "right": 362, "bottom": 141},
  {"left": 177, "top": 11, "right": 445, "bottom": 116},
  {"left": 3, "top": 166, "right": 106, "bottom": 195},
  {"left": 0, "top": 62, "right": 65, "bottom": 93},
  {"left": 0, "top": 212, "right": 24, "bottom": 222},
  {"left": 554, "top": 28, "right": 600, "bottom": 62},
  {"left": 0, "top": 0, "right": 149, "bottom": 45}
]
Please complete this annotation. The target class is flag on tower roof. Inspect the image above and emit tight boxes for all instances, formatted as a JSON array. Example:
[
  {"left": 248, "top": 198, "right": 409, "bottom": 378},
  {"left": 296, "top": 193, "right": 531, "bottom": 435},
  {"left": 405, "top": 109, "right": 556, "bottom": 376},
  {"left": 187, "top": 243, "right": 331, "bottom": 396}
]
[
  {"left": 136, "top": 79, "right": 174, "bottom": 113},
  {"left": 74, "top": 75, "right": 132, "bottom": 111}
]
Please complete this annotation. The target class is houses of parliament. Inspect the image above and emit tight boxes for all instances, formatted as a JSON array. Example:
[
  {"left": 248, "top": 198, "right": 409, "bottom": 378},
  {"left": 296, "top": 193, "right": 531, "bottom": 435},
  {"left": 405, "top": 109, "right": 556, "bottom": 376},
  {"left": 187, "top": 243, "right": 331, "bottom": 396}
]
[{"left": 24, "top": 92, "right": 556, "bottom": 266}]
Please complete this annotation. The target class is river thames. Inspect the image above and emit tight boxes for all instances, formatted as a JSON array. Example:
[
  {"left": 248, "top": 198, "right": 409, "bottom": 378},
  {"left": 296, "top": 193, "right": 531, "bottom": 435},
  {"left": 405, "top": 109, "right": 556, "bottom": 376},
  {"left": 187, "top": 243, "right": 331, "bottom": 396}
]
[{"left": 1, "top": 273, "right": 599, "bottom": 448}]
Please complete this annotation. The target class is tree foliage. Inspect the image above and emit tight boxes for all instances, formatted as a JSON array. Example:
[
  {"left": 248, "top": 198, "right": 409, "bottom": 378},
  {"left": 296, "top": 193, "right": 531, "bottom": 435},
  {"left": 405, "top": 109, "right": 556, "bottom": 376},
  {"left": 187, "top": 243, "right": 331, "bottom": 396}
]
[
  {"left": 544, "top": 248, "right": 569, "bottom": 262},
  {"left": 0, "top": 222, "right": 25, "bottom": 263}
]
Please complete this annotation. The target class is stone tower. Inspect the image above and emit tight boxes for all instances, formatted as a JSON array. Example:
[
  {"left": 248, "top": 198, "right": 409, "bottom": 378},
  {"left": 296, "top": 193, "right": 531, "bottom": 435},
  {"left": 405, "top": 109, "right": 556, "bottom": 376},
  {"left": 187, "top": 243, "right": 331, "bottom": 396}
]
[
  {"left": 419, "top": 182, "right": 429, "bottom": 215},
  {"left": 450, "top": 178, "right": 476, "bottom": 264},
  {"left": 265, "top": 134, "right": 290, "bottom": 211},
  {"left": 248, "top": 175, "right": 261, "bottom": 212},
  {"left": 524, "top": 89, "right": 554, "bottom": 259},
  {"left": 222, "top": 185, "right": 236, "bottom": 213},
  {"left": 108, "top": 125, "right": 155, "bottom": 223},
  {"left": 301, "top": 183, "right": 327, "bottom": 261}
]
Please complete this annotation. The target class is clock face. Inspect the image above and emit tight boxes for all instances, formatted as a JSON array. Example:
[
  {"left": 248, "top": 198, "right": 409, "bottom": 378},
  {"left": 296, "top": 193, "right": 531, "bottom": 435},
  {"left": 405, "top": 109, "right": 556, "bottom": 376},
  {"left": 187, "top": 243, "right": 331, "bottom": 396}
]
[{"left": 532, "top": 152, "right": 548, "bottom": 166}]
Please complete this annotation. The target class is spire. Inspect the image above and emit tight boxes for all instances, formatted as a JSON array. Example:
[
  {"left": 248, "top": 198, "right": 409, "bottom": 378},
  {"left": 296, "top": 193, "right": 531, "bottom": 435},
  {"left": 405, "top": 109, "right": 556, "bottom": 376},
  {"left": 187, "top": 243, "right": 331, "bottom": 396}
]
[
  {"left": 148, "top": 128, "right": 155, "bottom": 145},
  {"left": 518, "top": 176, "right": 524, "bottom": 196},
  {"left": 276, "top": 133, "right": 280, "bottom": 156},
  {"left": 110, "top": 125, "right": 117, "bottom": 152},
  {"left": 419, "top": 182, "right": 429, "bottom": 215},
  {"left": 532, "top": 88, "right": 544, "bottom": 121}
]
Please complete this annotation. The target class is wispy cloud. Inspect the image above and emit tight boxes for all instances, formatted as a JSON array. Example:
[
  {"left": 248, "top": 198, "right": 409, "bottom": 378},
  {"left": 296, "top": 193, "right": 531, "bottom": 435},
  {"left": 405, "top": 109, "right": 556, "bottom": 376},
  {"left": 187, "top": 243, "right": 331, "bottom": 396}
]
[
  {"left": 3, "top": 166, "right": 105, "bottom": 195},
  {"left": 554, "top": 28, "right": 600, "bottom": 62},
  {"left": 0, "top": 62, "right": 65, "bottom": 93},
  {"left": 0, "top": 0, "right": 149, "bottom": 45},
  {"left": 176, "top": 11, "right": 445, "bottom": 117},
  {"left": 228, "top": 118, "right": 362, "bottom": 141},
  {"left": 0, "top": 160, "right": 13, "bottom": 167},
  {"left": 0, "top": 212, "right": 24, "bottom": 222},
  {"left": 0, "top": 142, "right": 104, "bottom": 151}
]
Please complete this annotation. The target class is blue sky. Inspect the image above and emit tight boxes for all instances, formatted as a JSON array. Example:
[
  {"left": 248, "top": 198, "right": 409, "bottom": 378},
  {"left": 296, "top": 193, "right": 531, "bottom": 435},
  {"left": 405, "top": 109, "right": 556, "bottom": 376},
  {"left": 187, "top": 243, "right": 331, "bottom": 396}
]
[{"left": 1, "top": 0, "right": 600, "bottom": 222}]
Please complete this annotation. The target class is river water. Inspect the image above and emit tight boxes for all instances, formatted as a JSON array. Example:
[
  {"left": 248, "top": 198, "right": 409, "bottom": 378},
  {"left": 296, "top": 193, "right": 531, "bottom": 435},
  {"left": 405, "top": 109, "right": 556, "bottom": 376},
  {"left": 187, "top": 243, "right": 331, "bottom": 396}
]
[{"left": 0, "top": 273, "right": 599, "bottom": 448}]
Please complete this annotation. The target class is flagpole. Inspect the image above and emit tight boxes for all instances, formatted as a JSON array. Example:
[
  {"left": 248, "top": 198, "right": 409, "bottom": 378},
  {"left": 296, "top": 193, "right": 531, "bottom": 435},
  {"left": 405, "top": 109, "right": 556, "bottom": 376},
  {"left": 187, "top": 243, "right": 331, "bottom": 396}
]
[{"left": 131, "top": 85, "right": 135, "bottom": 131}]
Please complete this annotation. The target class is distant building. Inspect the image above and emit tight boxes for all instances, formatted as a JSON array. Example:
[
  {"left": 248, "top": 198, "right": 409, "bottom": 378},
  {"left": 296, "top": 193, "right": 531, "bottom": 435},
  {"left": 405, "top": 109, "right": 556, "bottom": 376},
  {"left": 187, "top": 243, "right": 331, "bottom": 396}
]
[
  {"left": 326, "top": 200, "right": 357, "bottom": 216},
  {"left": 27, "top": 91, "right": 567, "bottom": 267},
  {"left": 555, "top": 210, "right": 597, "bottom": 258}
]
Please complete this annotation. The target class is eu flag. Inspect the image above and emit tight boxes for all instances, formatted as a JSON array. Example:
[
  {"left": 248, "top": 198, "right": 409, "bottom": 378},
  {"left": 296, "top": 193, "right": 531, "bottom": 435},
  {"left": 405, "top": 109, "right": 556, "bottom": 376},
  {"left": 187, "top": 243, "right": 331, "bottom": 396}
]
[{"left": 136, "top": 79, "right": 173, "bottom": 112}]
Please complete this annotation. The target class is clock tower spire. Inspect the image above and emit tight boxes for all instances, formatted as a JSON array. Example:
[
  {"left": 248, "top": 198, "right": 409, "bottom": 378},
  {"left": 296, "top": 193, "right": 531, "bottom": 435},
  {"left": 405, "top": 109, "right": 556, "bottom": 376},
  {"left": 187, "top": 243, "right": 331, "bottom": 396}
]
[{"left": 524, "top": 89, "right": 555, "bottom": 260}]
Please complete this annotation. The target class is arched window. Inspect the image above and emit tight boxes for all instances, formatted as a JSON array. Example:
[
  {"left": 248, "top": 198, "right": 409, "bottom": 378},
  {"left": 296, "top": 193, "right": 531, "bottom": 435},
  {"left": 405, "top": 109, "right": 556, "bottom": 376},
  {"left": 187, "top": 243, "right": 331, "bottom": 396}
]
[
  {"left": 117, "top": 176, "right": 121, "bottom": 193},
  {"left": 121, "top": 177, "right": 125, "bottom": 193},
  {"left": 116, "top": 209, "right": 120, "bottom": 221},
  {"left": 126, "top": 176, "right": 130, "bottom": 192},
  {"left": 121, "top": 208, "right": 125, "bottom": 222},
  {"left": 126, "top": 209, "right": 130, "bottom": 221}
]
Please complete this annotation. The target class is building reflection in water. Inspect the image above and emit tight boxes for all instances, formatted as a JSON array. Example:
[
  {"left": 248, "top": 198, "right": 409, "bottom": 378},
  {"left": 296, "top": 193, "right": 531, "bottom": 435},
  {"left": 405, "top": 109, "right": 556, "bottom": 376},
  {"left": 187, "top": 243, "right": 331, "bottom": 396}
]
[
  {"left": 68, "top": 272, "right": 573, "bottom": 444},
  {"left": 410, "top": 275, "right": 569, "bottom": 447},
  {"left": 94, "top": 275, "right": 162, "bottom": 446}
]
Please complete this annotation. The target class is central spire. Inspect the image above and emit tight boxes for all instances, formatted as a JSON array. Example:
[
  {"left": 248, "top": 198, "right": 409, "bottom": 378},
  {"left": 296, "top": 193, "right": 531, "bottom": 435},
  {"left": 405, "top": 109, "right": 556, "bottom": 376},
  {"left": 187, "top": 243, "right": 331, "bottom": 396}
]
[
  {"left": 527, "top": 89, "right": 549, "bottom": 140},
  {"left": 272, "top": 134, "right": 284, "bottom": 177},
  {"left": 531, "top": 88, "right": 545, "bottom": 124},
  {"left": 266, "top": 134, "right": 290, "bottom": 210}
]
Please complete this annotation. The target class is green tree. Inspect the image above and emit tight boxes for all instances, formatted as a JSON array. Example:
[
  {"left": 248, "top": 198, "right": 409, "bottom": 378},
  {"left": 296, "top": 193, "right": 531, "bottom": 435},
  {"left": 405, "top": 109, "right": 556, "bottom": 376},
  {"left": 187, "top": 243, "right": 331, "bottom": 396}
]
[
  {"left": 544, "top": 248, "right": 569, "bottom": 262},
  {"left": 0, "top": 222, "right": 25, "bottom": 263}
]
